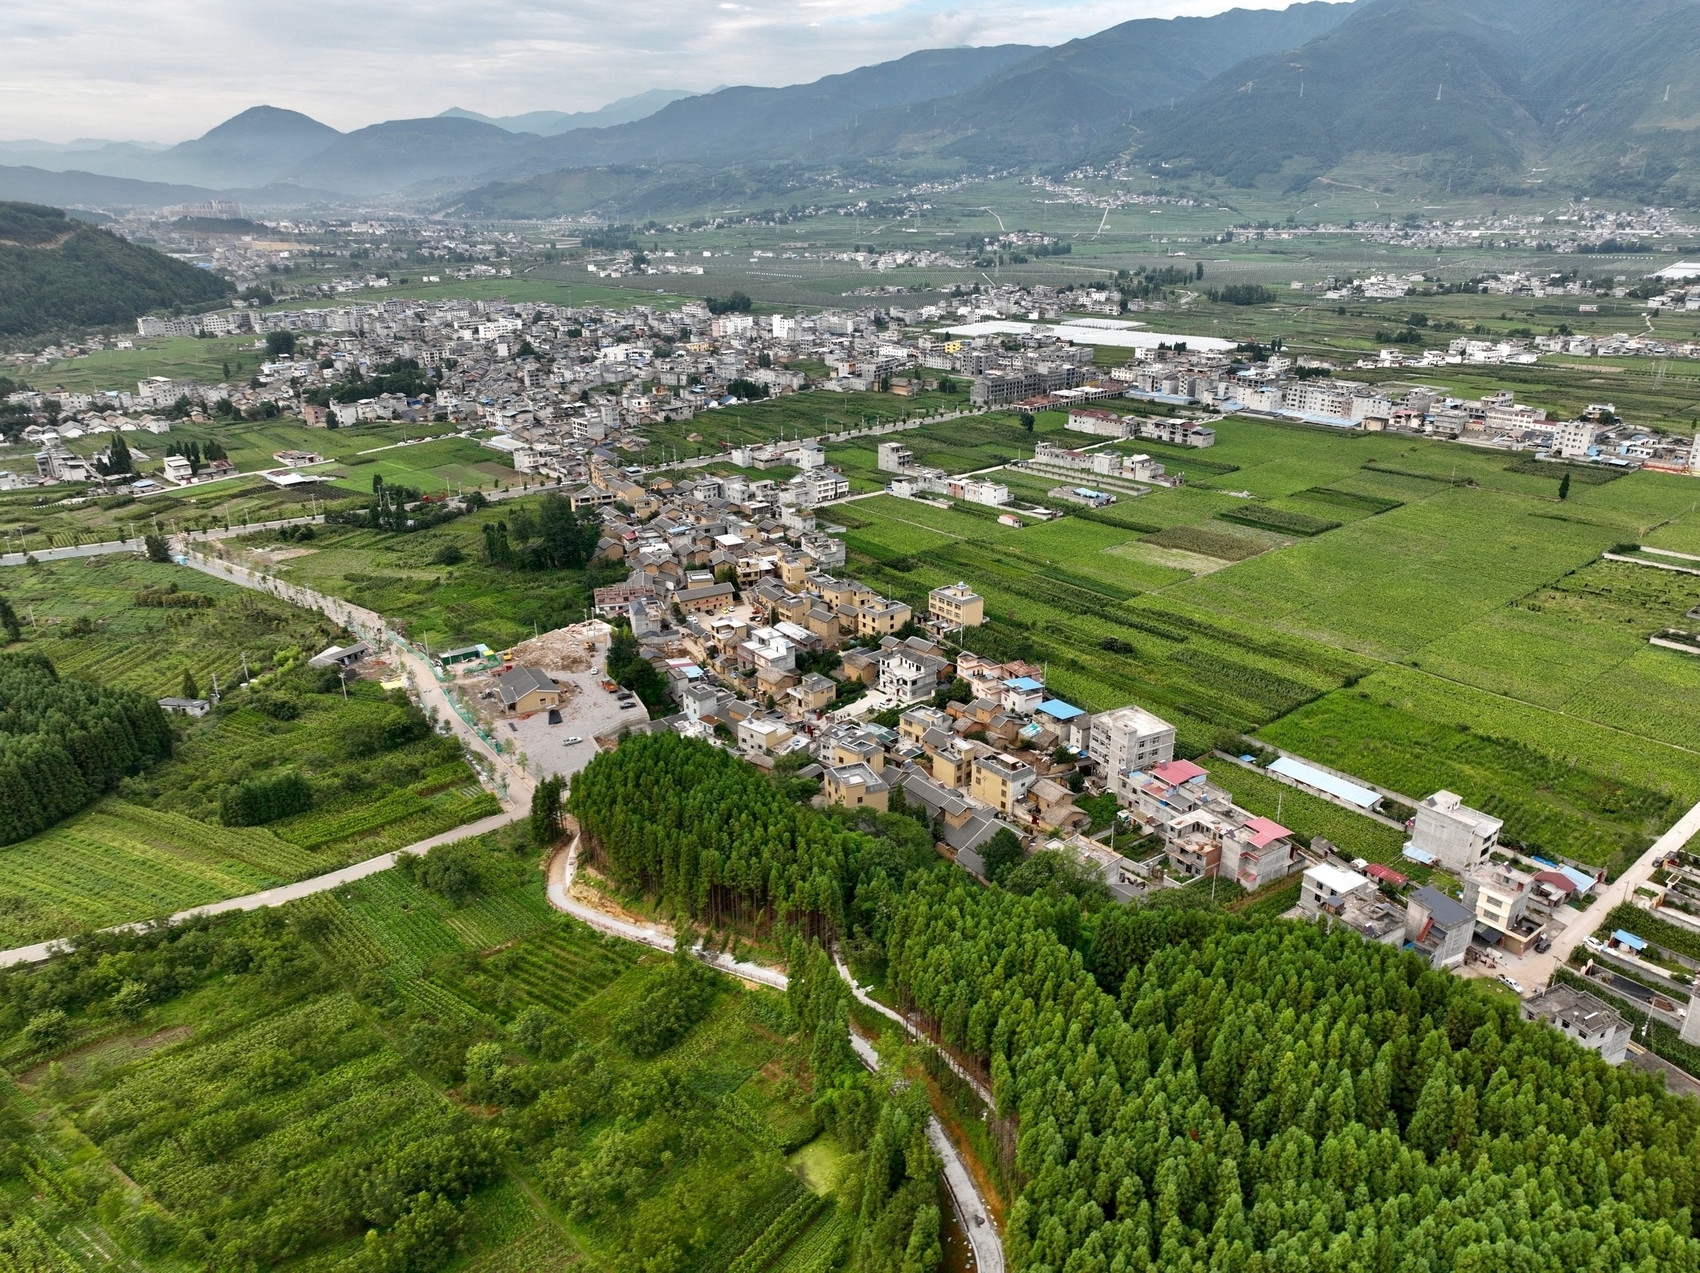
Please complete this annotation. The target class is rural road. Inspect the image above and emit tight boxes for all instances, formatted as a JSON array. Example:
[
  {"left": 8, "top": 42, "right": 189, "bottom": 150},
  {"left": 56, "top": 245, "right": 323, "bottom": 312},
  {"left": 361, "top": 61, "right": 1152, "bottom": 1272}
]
[
  {"left": 1494, "top": 796, "right": 1700, "bottom": 993},
  {"left": 180, "top": 547, "right": 538, "bottom": 809},
  {"left": 847, "top": 1035, "right": 1003, "bottom": 1273},
  {"left": 547, "top": 837, "right": 1002, "bottom": 1271},
  {"left": 0, "top": 808, "right": 517, "bottom": 969}
]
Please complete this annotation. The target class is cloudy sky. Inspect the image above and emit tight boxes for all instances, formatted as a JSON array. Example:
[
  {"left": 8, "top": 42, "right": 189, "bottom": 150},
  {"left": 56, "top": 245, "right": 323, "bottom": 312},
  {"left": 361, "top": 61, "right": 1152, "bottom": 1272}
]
[{"left": 1, "top": 0, "right": 1330, "bottom": 142}]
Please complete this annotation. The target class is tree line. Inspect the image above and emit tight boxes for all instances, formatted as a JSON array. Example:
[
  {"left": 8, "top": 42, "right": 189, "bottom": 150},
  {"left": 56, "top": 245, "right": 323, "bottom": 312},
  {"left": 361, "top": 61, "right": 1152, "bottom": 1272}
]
[
  {"left": 477, "top": 495, "right": 600, "bottom": 571},
  {"left": 568, "top": 733, "right": 938, "bottom": 940},
  {"left": 884, "top": 878, "right": 1700, "bottom": 1272},
  {"left": 0, "top": 651, "right": 174, "bottom": 844}
]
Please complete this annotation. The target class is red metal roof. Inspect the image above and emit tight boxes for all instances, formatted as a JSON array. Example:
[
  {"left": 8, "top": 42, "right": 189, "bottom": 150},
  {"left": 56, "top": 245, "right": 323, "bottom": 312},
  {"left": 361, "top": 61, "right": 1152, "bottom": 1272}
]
[
  {"left": 1151, "top": 759, "right": 1207, "bottom": 785},
  {"left": 1243, "top": 816, "right": 1292, "bottom": 848},
  {"left": 1366, "top": 863, "right": 1409, "bottom": 885}
]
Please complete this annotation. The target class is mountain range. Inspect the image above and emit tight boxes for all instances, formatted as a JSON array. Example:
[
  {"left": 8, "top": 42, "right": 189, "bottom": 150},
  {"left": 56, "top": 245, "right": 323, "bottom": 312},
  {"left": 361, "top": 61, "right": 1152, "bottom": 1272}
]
[
  {"left": 2, "top": 0, "right": 1697, "bottom": 213},
  {"left": 0, "top": 201, "right": 232, "bottom": 339}
]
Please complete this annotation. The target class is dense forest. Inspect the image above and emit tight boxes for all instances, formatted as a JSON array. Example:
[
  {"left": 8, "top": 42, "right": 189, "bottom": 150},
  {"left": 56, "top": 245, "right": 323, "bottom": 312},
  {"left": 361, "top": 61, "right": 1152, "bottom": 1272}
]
[
  {"left": 0, "top": 650, "right": 173, "bottom": 843},
  {"left": 887, "top": 881, "right": 1700, "bottom": 1271},
  {"left": 570, "top": 733, "right": 873, "bottom": 931},
  {"left": 572, "top": 734, "right": 1700, "bottom": 1270},
  {"left": 0, "top": 202, "right": 232, "bottom": 338}
]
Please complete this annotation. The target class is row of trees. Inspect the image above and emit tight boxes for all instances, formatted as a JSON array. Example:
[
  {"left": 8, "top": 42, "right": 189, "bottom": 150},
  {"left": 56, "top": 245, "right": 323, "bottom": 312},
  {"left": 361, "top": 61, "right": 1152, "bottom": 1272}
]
[
  {"left": 0, "top": 651, "right": 174, "bottom": 844},
  {"left": 884, "top": 879, "right": 1700, "bottom": 1271},
  {"left": 568, "top": 733, "right": 859, "bottom": 930},
  {"left": 570, "top": 733, "right": 941, "bottom": 953},
  {"left": 477, "top": 495, "right": 599, "bottom": 571},
  {"left": 219, "top": 770, "right": 313, "bottom": 827}
]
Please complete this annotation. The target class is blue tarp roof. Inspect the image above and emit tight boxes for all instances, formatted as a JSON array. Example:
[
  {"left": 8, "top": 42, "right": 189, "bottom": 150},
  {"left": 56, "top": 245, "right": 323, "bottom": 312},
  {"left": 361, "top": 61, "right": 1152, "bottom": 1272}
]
[
  {"left": 1614, "top": 930, "right": 1648, "bottom": 951},
  {"left": 1559, "top": 866, "right": 1596, "bottom": 892},
  {"left": 1004, "top": 677, "right": 1044, "bottom": 691},
  {"left": 1038, "top": 699, "right": 1085, "bottom": 720},
  {"left": 1268, "top": 755, "right": 1380, "bottom": 809}
]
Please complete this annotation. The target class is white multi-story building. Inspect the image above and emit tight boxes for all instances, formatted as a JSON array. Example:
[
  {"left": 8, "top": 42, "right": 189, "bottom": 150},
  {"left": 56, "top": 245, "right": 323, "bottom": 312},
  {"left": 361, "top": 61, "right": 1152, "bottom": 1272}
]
[
  {"left": 1410, "top": 790, "right": 1503, "bottom": 873},
  {"left": 877, "top": 442, "right": 915, "bottom": 473},
  {"left": 1554, "top": 420, "right": 1598, "bottom": 459},
  {"left": 1089, "top": 705, "right": 1176, "bottom": 778}
]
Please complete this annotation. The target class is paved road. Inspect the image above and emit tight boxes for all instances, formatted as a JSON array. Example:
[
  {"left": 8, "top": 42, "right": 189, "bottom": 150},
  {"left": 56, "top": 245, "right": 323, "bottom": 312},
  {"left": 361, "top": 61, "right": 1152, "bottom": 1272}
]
[
  {"left": 847, "top": 1035, "right": 1002, "bottom": 1273},
  {"left": 0, "top": 808, "right": 517, "bottom": 970},
  {"left": 547, "top": 836, "right": 1000, "bottom": 1271},
  {"left": 1, "top": 516, "right": 325, "bottom": 567},
  {"left": 545, "top": 834, "right": 786, "bottom": 989},
  {"left": 1495, "top": 797, "right": 1700, "bottom": 993},
  {"left": 180, "top": 548, "right": 537, "bottom": 809},
  {"left": 835, "top": 954, "right": 996, "bottom": 1107}
]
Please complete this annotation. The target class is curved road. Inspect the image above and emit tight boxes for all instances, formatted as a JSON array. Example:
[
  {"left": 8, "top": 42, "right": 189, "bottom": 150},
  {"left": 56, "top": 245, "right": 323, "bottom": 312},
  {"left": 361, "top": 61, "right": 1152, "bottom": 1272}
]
[
  {"left": 5, "top": 533, "right": 1004, "bottom": 1268},
  {"left": 547, "top": 836, "right": 1002, "bottom": 1273}
]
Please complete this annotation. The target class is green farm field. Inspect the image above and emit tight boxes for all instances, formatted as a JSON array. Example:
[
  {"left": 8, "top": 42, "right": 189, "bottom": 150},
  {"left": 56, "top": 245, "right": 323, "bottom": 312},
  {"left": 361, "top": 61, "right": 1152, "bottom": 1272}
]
[
  {"left": 0, "top": 829, "right": 845, "bottom": 1273},
  {"left": 0, "top": 554, "right": 339, "bottom": 696},
  {"left": 0, "top": 669, "right": 498, "bottom": 946},
  {"left": 330, "top": 436, "right": 517, "bottom": 495},
  {"left": 27, "top": 333, "right": 270, "bottom": 395},
  {"left": 211, "top": 492, "right": 612, "bottom": 650},
  {"left": 835, "top": 414, "right": 1700, "bottom": 869},
  {"left": 633, "top": 387, "right": 973, "bottom": 461}
]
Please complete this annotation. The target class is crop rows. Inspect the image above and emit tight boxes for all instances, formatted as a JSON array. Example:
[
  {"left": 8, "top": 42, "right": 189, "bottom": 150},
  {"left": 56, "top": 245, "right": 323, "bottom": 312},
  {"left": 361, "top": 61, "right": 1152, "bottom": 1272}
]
[
  {"left": 495, "top": 927, "right": 638, "bottom": 1014},
  {"left": 768, "top": 1207, "right": 851, "bottom": 1273},
  {"left": 461, "top": 1222, "right": 575, "bottom": 1273},
  {"left": 440, "top": 888, "right": 557, "bottom": 950},
  {"left": 725, "top": 1194, "right": 829, "bottom": 1273},
  {"left": 399, "top": 977, "right": 483, "bottom": 1020},
  {"left": 341, "top": 872, "right": 472, "bottom": 972},
  {"left": 1290, "top": 486, "right": 1404, "bottom": 515},
  {"left": 0, "top": 817, "right": 276, "bottom": 934},
  {"left": 1216, "top": 504, "right": 1342, "bottom": 537},
  {"left": 1141, "top": 525, "right": 1267, "bottom": 561},
  {"left": 698, "top": 1179, "right": 807, "bottom": 1273}
]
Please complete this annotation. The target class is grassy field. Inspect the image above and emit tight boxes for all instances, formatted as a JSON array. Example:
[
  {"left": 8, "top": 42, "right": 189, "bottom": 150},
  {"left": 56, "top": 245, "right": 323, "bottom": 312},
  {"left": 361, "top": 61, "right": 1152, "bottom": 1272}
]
[
  {"left": 27, "top": 333, "right": 270, "bottom": 394},
  {"left": 826, "top": 414, "right": 1700, "bottom": 871},
  {"left": 212, "top": 493, "right": 612, "bottom": 650},
  {"left": 0, "top": 554, "right": 340, "bottom": 696},
  {"left": 331, "top": 436, "right": 517, "bottom": 495},
  {"left": 0, "top": 670, "right": 498, "bottom": 947},
  {"left": 631, "top": 387, "right": 974, "bottom": 461},
  {"left": 0, "top": 829, "right": 841, "bottom": 1273}
]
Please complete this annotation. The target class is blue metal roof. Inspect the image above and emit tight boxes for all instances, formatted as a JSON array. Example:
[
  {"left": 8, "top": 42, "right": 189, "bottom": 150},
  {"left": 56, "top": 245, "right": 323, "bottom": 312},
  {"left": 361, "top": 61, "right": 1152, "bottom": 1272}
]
[
  {"left": 1267, "top": 755, "right": 1380, "bottom": 809},
  {"left": 1038, "top": 699, "right": 1084, "bottom": 720},
  {"left": 1004, "top": 677, "right": 1044, "bottom": 691},
  {"left": 1614, "top": 930, "right": 1648, "bottom": 951}
]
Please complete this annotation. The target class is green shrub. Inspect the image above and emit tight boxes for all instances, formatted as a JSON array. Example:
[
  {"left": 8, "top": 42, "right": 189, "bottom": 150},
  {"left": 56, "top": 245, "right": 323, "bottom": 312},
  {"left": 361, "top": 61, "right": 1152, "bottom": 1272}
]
[{"left": 220, "top": 771, "right": 313, "bottom": 826}]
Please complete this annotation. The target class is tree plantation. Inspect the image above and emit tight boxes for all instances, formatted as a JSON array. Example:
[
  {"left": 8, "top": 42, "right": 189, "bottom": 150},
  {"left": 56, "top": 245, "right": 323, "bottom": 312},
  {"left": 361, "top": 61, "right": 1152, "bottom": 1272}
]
[
  {"left": 887, "top": 882, "right": 1700, "bottom": 1272},
  {"left": 0, "top": 650, "right": 173, "bottom": 843}
]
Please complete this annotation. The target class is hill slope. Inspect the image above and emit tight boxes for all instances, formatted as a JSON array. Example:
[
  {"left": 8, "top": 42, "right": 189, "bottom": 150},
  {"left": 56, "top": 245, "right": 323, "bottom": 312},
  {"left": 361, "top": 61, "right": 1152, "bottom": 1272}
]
[
  {"left": 0, "top": 202, "right": 232, "bottom": 338},
  {"left": 440, "top": 89, "right": 697, "bottom": 135},
  {"left": 792, "top": 0, "right": 1364, "bottom": 167},
  {"left": 1121, "top": 0, "right": 1700, "bottom": 196},
  {"left": 151, "top": 105, "right": 344, "bottom": 187},
  {"left": 486, "top": 45, "right": 1041, "bottom": 180}
]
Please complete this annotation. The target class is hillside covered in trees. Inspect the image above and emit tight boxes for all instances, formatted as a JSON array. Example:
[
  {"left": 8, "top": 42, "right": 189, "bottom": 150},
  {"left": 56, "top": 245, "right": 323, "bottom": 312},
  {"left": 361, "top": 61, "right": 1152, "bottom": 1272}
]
[
  {"left": 569, "top": 734, "right": 1700, "bottom": 1271},
  {"left": 0, "top": 650, "right": 173, "bottom": 843},
  {"left": 0, "top": 202, "right": 232, "bottom": 338}
]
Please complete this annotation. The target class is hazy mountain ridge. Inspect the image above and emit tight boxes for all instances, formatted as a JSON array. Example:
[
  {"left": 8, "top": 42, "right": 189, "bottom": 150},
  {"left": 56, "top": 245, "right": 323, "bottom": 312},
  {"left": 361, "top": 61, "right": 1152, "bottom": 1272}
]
[
  {"left": 439, "top": 89, "right": 698, "bottom": 135},
  {"left": 0, "top": 201, "right": 233, "bottom": 338},
  {"left": 11, "top": 0, "right": 1700, "bottom": 210},
  {"left": 1118, "top": 0, "right": 1700, "bottom": 196}
]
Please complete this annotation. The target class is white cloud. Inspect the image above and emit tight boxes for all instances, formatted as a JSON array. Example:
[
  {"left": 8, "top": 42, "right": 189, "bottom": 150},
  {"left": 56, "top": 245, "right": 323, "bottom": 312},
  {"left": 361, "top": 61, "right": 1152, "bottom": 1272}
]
[{"left": 0, "top": 0, "right": 1327, "bottom": 142}]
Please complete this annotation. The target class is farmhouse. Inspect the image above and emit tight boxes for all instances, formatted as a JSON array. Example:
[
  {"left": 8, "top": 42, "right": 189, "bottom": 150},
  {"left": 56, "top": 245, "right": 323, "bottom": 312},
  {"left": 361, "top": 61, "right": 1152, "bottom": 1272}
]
[{"left": 494, "top": 665, "right": 561, "bottom": 714}]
